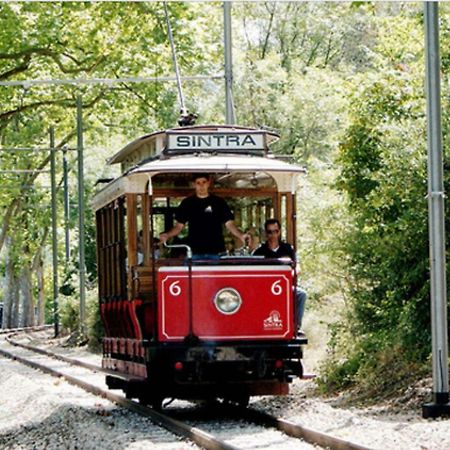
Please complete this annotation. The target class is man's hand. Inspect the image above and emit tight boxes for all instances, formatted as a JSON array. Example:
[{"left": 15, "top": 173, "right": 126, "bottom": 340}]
[
  {"left": 159, "top": 222, "right": 184, "bottom": 245},
  {"left": 159, "top": 232, "right": 169, "bottom": 244},
  {"left": 242, "top": 233, "right": 252, "bottom": 248}
]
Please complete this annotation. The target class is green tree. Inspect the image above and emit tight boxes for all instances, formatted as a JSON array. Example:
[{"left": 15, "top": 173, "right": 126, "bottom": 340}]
[
  {"left": 319, "top": 6, "right": 447, "bottom": 393},
  {"left": 0, "top": 1, "right": 223, "bottom": 328}
]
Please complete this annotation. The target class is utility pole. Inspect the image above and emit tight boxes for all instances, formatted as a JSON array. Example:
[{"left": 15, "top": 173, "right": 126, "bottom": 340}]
[
  {"left": 63, "top": 146, "right": 70, "bottom": 262},
  {"left": 50, "top": 127, "right": 59, "bottom": 337},
  {"left": 224, "top": 1, "right": 235, "bottom": 124},
  {"left": 77, "top": 96, "right": 87, "bottom": 339},
  {"left": 422, "top": 1, "right": 450, "bottom": 419}
]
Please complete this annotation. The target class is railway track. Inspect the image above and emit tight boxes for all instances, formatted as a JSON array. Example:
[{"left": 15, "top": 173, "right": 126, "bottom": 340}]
[{"left": 0, "top": 327, "right": 372, "bottom": 450}]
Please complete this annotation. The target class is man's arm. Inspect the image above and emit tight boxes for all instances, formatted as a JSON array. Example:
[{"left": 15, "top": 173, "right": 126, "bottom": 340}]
[
  {"left": 225, "top": 220, "right": 252, "bottom": 247},
  {"left": 159, "top": 222, "right": 185, "bottom": 244}
]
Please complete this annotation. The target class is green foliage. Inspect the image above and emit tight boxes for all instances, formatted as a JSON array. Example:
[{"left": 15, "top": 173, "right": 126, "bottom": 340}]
[
  {"left": 59, "top": 288, "right": 102, "bottom": 350},
  {"left": 0, "top": 1, "right": 223, "bottom": 330},
  {"left": 320, "top": 7, "right": 439, "bottom": 392},
  {"left": 86, "top": 289, "right": 103, "bottom": 351},
  {"left": 1, "top": 1, "right": 446, "bottom": 397},
  {"left": 59, "top": 294, "right": 79, "bottom": 333},
  {"left": 318, "top": 321, "right": 429, "bottom": 401}
]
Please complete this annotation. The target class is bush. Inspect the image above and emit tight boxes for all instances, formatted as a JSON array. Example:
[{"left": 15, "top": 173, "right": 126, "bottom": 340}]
[
  {"left": 59, "top": 288, "right": 103, "bottom": 349},
  {"left": 86, "top": 289, "right": 103, "bottom": 351},
  {"left": 317, "top": 309, "right": 430, "bottom": 399}
]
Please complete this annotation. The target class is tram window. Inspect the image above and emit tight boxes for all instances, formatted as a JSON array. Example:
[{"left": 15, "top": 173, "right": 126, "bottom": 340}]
[
  {"left": 227, "top": 197, "right": 273, "bottom": 230},
  {"left": 96, "top": 198, "right": 127, "bottom": 301},
  {"left": 226, "top": 196, "right": 273, "bottom": 251},
  {"left": 151, "top": 196, "right": 186, "bottom": 258},
  {"left": 143, "top": 174, "right": 279, "bottom": 257}
]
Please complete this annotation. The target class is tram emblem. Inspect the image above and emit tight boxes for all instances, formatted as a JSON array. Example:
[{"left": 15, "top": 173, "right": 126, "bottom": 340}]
[{"left": 263, "top": 310, "right": 283, "bottom": 330}]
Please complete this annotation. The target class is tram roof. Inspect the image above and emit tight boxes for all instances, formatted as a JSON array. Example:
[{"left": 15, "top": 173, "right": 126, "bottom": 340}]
[
  {"left": 92, "top": 125, "right": 304, "bottom": 211},
  {"left": 108, "top": 124, "right": 280, "bottom": 172}
]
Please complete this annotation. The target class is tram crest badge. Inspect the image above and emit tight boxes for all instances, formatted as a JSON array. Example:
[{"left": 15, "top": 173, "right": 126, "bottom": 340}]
[{"left": 263, "top": 310, "right": 283, "bottom": 330}]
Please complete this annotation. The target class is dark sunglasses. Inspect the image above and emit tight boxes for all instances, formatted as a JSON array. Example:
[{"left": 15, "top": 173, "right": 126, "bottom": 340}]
[{"left": 266, "top": 229, "right": 280, "bottom": 235}]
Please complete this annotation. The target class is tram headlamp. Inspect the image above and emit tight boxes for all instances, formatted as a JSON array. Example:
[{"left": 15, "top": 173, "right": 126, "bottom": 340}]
[{"left": 214, "top": 288, "right": 242, "bottom": 315}]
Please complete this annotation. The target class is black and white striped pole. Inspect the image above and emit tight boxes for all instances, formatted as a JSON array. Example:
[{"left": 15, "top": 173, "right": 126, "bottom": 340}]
[{"left": 422, "top": 1, "right": 450, "bottom": 419}]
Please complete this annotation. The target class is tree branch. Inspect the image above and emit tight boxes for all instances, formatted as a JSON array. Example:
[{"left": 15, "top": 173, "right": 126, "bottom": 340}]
[
  {"left": 1, "top": 88, "right": 106, "bottom": 122},
  {"left": 0, "top": 127, "right": 77, "bottom": 254},
  {"left": 261, "top": 2, "right": 276, "bottom": 59},
  {"left": 117, "top": 81, "right": 157, "bottom": 114},
  {"left": 0, "top": 56, "right": 31, "bottom": 80},
  {"left": 0, "top": 47, "right": 51, "bottom": 59},
  {"left": 0, "top": 46, "right": 106, "bottom": 77}
]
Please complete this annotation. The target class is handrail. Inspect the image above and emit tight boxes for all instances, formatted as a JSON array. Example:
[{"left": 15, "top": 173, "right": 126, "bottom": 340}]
[{"left": 163, "top": 242, "right": 193, "bottom": 259}]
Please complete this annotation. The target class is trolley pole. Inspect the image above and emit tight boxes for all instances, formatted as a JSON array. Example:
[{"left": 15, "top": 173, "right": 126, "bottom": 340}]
[
  {"left": 77, "top": 95, "right": 87, "bottom": 339},
  {"left": 50, "top": 127, "right": 59, "bottom": 337},
  {"left": 63, "top": 146, "right": 70, "bottom": 262},
  {"left": 224, "top": 1, "right": 235, "bottom": 124},
  {"left": 422, "top": 1, "right": 450, "bottom": 419}
]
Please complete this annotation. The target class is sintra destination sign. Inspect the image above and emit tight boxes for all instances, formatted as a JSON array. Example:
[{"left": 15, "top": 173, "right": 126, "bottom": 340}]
[{"left": 166, "top": 131, "right": 265, "bottom": 154}]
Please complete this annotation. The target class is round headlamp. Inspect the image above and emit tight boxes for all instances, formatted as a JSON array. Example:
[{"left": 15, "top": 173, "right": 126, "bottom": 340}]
[{"left": 213, "top": 288, "right": 242, "bottom": 315}]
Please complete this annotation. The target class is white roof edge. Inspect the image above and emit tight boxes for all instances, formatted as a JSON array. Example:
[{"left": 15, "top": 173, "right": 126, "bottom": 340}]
[
  {"left": 131, "top": 154, "right": 306, "bottom": 174},
  {"left": 92, "top": 173, "right": 148, "bottom": 211}
]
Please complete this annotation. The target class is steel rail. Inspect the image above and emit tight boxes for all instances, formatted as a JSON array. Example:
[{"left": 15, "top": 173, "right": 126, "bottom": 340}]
[
  {"left": 0, "top": 325, "right": 52, "bottom": 335},
  {"left": 4, "top": 329, "right": 374, "bottom": 450},
  {"left": 242, "top": 408, "right": 373, "bottom": 450},
  {"left": 0, "top": 333, "right": 239, "bottom": 450},
  {"left": 5, "top": 332, "right": 129, "bottom": 379}
]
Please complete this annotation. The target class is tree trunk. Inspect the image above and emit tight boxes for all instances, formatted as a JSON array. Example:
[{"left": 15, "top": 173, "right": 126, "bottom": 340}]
[
  {"left": 0, "top": 198, "right": 21, "bottom": 256},
  {"left": 19, "top": 265, "right": 34, "bottom": 327},
  {"left": 10, "top": 281, "right": 20, "bottom": 328},
  {"left": 2, "top": 237, "right": 15, "bottom": 328}
]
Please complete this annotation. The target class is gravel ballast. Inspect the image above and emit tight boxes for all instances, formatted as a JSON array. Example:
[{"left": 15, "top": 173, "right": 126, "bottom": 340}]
[
  {"left": 0, "top": 357, "right": 196, "bottom": 450},
  {"left": 1, "top": 331, "right": 450, "bottom": 449}
]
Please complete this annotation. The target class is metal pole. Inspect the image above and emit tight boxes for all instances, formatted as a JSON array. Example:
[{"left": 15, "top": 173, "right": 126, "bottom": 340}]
[
  {"left": 63, "top": 147, "right": 70, "bottom": 262},
  {"left": 422, "top": 1, "right": 450, "bottom": 419},
  {"left": 224, "top": 1, "right": 235, "bottom": 124},
  {"left": 50, "top": 127, "right": 59, "bottom": 337},
  {"left": 77, "top": 96, "right": 87, "bottom": 338},
  {"left": 163, "top": 1, "right": 186, "bottom": 114}
]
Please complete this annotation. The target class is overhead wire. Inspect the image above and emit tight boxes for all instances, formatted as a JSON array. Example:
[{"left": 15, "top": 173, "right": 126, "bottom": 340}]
[
  {"left": 0, "top": 147, "right": 77, "bottom": 152},
  {"left": 0, "top": 74, "right": 222, "bottom": 88}
]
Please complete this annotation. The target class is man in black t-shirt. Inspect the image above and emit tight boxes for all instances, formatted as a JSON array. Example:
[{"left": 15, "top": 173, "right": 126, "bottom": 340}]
[
  {"left": 159, "top": 174, "right": 250, "bottom": 259},
  {"left": 253, "top": 218, "right": 307, "bottom": 332}
]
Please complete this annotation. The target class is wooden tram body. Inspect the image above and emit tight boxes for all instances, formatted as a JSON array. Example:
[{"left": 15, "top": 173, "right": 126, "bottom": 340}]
[{"left": 93, "top": 125, "right": 306, "bottom": 407}]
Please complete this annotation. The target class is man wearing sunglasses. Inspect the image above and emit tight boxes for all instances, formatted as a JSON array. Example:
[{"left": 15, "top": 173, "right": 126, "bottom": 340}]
[{"left": 253, "top": 218, "right": 307, "bottom": 333}]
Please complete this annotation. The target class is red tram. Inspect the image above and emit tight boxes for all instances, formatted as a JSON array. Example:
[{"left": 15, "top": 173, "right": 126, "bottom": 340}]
[{"left": 93, "top": 125, "right": 307, "bottom": 408}]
